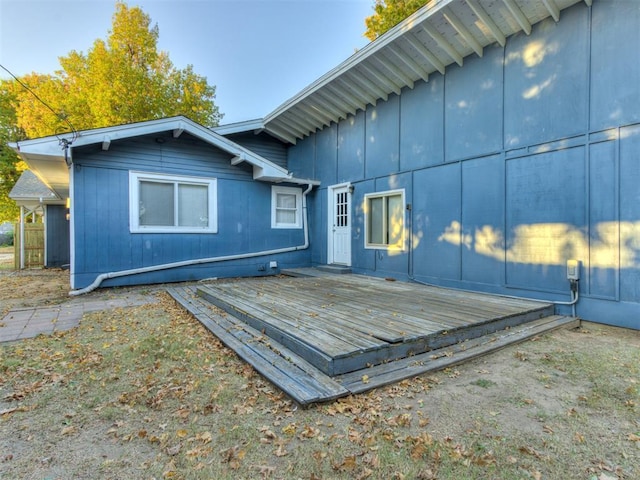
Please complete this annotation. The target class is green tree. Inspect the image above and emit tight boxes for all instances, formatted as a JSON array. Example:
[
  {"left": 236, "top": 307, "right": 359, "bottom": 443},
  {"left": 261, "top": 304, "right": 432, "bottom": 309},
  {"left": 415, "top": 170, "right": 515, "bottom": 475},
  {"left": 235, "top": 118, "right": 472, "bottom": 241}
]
[
  {"left": 0, "top": 82, "right": 26, "bottom": 223},
  {"left": 6, "top": 1, "right": 221, "bottom": 139},
  {"left": 0, "top": 2, "right": 221, "bottom": 220},
  {"left": 364, "top": 0, "right": 430, "bottom": 41}
]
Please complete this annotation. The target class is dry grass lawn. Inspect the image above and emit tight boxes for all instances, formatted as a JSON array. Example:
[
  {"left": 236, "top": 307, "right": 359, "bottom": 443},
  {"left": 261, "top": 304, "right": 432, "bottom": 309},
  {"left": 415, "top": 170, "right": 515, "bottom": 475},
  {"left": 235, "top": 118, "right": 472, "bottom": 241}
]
[{"left": 0, "top": 267, "right": 638, "bottom": 479}]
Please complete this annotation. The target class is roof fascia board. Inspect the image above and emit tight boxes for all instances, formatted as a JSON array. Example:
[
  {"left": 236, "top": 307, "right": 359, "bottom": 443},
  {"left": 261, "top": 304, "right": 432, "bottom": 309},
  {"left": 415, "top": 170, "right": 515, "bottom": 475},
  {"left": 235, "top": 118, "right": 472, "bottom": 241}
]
[
  {"left": 263, "top": 0, "right": 457, "bottom": 124},
  {"left": 11, "top": 116, "right": 292, "bottom": 183},
  {"left": 213, "top": 119, "right": 265, "bottom": 135}
]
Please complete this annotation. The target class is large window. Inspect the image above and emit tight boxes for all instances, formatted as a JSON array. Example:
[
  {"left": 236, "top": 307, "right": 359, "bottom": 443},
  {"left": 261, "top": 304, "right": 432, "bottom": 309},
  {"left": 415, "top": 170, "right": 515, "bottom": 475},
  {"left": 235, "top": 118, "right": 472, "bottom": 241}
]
[
  {"left": 364, "top": 189, "right": 405, "bottom": 250},
  {"left": 271, "top": 186, "right": 302, "bottom": 229},
  {"left": 129, "top": 171, "right": 217, "bottom": 233}
]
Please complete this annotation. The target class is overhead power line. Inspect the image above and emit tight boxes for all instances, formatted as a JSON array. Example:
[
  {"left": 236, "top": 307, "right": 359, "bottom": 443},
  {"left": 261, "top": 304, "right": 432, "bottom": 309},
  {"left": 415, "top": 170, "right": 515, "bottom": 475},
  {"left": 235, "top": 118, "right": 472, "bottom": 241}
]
[{"left": 0, "top": 63, "right": 78, "bottom": 143}]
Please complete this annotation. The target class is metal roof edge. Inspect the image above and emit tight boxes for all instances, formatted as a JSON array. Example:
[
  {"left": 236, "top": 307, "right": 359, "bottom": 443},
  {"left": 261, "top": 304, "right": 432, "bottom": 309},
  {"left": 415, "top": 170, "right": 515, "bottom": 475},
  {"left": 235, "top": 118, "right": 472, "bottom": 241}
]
[
  {"left": 263, "top": 0, "right": 454, "bottom": 124},
  {"left": 10, "top": 116, "right": 291, "bottom": 182}
]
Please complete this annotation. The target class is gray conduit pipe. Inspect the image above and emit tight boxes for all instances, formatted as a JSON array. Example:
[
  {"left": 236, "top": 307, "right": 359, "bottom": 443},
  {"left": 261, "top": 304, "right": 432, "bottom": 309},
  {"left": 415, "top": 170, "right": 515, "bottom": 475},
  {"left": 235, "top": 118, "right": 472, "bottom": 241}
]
[{"left": 69, "top": 183, "right": 314, "bottom": 296}]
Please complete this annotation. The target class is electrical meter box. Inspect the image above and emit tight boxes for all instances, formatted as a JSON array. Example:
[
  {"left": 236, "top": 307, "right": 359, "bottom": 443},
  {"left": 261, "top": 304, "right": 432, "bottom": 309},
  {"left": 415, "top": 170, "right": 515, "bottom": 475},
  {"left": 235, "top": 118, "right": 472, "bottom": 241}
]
[{"left": 566, "top": 259, "right": 580, "bottom": 280}]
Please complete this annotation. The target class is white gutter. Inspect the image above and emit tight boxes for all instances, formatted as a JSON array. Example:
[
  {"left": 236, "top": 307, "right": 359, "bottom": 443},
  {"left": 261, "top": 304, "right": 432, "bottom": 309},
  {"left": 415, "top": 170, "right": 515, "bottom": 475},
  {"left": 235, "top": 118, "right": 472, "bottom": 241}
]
[{"left": 69, "top": 183, "right": 315, "bottom": 296}]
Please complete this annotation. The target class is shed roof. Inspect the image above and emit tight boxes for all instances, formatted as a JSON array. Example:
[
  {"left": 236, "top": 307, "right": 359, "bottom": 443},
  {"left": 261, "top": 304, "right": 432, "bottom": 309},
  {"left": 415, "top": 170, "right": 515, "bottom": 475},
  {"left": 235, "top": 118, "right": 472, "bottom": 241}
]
[
  {"left": 9, "top": 116, "right": 313, "bottom": 199},
  {"left": 9, "top": 170, "right": 59, "bottom": 202},
  {"left": 260, "top": 0, "right": 590, "bottom": 144}
]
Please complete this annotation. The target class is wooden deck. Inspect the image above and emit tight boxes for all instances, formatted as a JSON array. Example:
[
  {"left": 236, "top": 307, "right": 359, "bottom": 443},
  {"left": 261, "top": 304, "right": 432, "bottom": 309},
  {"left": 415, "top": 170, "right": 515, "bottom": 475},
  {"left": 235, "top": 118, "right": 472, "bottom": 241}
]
[
  {"left": 167, "top": 273, "right": 579, "bottom": 406},
  {"left": 195, "top": 274, "right": 554, "bottom": 376}
]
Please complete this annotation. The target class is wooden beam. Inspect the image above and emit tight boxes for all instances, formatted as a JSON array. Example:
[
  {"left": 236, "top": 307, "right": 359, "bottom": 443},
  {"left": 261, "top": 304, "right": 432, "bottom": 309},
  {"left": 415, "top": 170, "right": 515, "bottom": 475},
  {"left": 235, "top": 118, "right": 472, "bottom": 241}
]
[
  {"left": 443, "top": 6, "right": 484, "bottom": 57},
  {"left": 286, "top": 107, "right": 325, "bottom": 133},
  {"left": 306, "top": 95, "right": 344, "bottom": 122},
  {"left": 373, "top": 54, "right": 415, "bottom": 90},
  {"left": 296, "top": 103, "right": 333, "bottom": 128},
  {"left": 464, "top": 0, "right": 506, "bottom": 47},
  {"left": 404, "top": 32, "right": 446, "bottom": 75},
  {"left": 173, "top": 127, "right": 184, "bottom": 138},
  {"left": 324, "top": 83, "right": 365, "bottom": 114},
  {"left": 584, "top": 0, "right": 592, "bottom": 6},
  {"left": 358, "top": 62, "right": 402, "bottom": 96},
  {"left": 265, "top": 122, "right": 299, "bottom": 145},
  {"left": 542, "top": 0, "right": 560, "bottom": 22},
  {"left": 335, "top": 77, "right": 379, "bottom": 110},
  {"left": 422, "top": 22, "right": 464, "bottom": 66},
  {"left": 386, "top": 45, "right": 430, "bottom": 84},
  {"left": 272, "top": 113, "right": 311, "bottom": 139},
  {"left": 502, "top": 0, "right": 532, "bottom": 35},
  {"left": 348, "top": 68, "right": 389, "bottom": 103},
  {"left": 316, "top": 89, "right": 355, "bottom": 119},
  {"left": 101, "top": 135, "right": 111, "bottom": 151}
]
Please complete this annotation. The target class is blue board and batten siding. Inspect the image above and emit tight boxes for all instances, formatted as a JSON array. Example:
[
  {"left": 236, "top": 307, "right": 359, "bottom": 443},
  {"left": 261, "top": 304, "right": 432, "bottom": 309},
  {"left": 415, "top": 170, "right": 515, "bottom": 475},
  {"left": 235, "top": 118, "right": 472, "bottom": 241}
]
[
  {"left": 288, "top": 1, "right": 640, "bottom": 329},
  {"left": 45, "top": 205, "right": 70, "bottom": 268},
  {"left": 71, "top": 131, "right": 309, "bottom": 289}
]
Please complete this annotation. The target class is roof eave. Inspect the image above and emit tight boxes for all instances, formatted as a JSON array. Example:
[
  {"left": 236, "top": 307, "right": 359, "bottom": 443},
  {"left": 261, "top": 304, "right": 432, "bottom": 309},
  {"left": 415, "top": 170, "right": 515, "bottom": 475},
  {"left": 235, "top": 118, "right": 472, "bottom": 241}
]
[
  {"left": 8, "top": 116, "right": 293, "bottom": 198},
  {"left": 262, "top": 0, "right": 589, "bottom": 143}
]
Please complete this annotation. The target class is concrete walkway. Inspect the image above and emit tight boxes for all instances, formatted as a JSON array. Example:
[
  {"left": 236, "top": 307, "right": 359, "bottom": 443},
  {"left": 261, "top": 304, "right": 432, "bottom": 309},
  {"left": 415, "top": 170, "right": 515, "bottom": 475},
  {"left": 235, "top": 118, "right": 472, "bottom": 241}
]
[{"left": 0, "top": 293, "right": 158, "bottom": 344}]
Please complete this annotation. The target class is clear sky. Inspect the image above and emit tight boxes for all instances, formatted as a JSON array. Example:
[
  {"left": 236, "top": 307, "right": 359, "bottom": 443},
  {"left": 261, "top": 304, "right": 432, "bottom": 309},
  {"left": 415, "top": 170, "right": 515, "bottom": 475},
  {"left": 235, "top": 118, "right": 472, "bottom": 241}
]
[{"left": 0, "top": 0, "right": 373, "bottom": 124}]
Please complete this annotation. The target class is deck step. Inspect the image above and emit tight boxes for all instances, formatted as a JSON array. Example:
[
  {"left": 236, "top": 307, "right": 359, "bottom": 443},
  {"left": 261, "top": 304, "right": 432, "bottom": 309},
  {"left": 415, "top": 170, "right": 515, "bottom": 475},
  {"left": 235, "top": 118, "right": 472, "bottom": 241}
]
[
  {"left": 315, "top": 264, "right": 352, "bottom": 274},
  {"left": 281, "top": 267, "right": 350, "bottom": 278},
  {"left": 168, "top": 285, "right": 578, "bottom": 406},
  {"left": 195, "top": 280, "right": 553, "bottom": 377},
  {"left": 336, "top": 315, "right": 580, "bottom": 393},
  {"left": 167, "top": 286, "right": 349, "bottom": 407}
]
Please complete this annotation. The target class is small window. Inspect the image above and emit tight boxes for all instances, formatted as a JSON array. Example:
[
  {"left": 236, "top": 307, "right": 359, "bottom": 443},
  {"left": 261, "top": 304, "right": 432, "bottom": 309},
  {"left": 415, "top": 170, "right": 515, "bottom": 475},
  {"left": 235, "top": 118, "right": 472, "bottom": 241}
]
[
  {"left": 129, "top": 171, "right": 217, "bottom": 233},
  {"left": 271, "top": 186, "right": 302, "bottom": 229},
  {"left": 364, "top": 189, "right": 405, "bottom": 250}
]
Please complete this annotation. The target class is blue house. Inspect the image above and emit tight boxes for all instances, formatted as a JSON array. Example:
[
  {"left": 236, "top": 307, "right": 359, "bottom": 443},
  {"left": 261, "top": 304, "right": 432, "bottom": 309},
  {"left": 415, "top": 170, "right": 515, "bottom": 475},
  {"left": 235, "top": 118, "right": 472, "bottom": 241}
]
[{"left": 11, "top": 0, "right": 639, "bottom": 330}]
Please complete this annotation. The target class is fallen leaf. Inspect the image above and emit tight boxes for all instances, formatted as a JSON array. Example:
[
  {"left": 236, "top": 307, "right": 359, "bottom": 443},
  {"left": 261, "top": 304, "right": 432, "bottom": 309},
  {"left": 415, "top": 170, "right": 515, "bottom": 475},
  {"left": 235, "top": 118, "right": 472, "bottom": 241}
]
[
  {"left": 274, "top": 444, "right": 289, "bottom": 457},
  {"left": 61, "top": 425, "right": 77, "bottom": 436},
  {"left": 333, "top": 455, "right": 357, "bottom": 472},
  {"left": 166, "top": 444, "right": 181, "bottom": 456},
  {"left": 518, "top": 445, "right": 542, "bottom": 459}
]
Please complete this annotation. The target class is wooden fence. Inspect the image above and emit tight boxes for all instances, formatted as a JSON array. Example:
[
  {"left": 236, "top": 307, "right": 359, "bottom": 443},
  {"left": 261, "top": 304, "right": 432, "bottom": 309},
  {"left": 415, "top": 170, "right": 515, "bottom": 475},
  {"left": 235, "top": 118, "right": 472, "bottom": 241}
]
[{"left": 14, "top": 222, "right": 44, "bottom": 269}]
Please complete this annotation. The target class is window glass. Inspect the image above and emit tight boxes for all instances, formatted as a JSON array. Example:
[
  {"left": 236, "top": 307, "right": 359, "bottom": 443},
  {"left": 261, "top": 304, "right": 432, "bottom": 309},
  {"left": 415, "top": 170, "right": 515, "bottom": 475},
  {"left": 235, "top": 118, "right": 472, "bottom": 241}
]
[
  {"left": 272, "top": 187, "right": 302, "bottom": 228},
  {"left": 365, "top": 190, "right": 405, "bottom": 250},
  {"left": 130, "top": 172, "right": 217, "bottom": 233},
  {"left": 178, "top": 184, "right": 208, "bottom": 227},
  {"left": 368, "top": 196, "right": 384, "bottom": 245},
  {"left": 139, "top": 181, "right": 174, "bottom": 226}
]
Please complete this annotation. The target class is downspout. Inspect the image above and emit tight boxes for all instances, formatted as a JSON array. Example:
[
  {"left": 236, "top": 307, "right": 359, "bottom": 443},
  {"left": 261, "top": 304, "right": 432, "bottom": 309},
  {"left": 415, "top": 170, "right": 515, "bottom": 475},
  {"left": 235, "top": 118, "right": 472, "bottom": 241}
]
[
  {"left": 69, "top": 183, "right": 314, "bottom": 296},
  {"left": 19, "top": 205, "right": 25, "bottom": 269}
]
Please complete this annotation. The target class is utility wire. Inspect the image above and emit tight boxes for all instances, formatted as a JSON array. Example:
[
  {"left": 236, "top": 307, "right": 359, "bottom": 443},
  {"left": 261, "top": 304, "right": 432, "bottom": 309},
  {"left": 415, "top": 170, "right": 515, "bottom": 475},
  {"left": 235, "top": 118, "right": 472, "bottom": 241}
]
[{"left": 0, "top": 63, "right": 78, "bottom": 144}]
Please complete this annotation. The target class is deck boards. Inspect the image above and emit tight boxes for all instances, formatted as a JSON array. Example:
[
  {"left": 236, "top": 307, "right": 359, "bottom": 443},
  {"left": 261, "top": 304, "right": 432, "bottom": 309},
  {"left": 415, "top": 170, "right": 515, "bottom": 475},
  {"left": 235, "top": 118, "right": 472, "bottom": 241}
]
[
  {"left": 167, "top": 286, "right": 349, "bottom": 406},
  {"left": 195, "top": 274, "right": 553, "bottom": 376},
  {"left": 167, "top": 280, "right": 578, "bottom": 406}
]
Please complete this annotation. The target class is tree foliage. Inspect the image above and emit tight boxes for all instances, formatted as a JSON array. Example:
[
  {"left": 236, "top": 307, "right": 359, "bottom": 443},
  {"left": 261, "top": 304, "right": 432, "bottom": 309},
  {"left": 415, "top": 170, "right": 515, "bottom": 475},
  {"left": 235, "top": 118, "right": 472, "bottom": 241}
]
[
  {"left": 364, "top": 0, "right": 430, "bottom": 41},
  {"left": 0, "top": 83, "right": 27, "bottom": 223},
  {"left": 0, "top": 2, "right": 222, "bottom": 221},
  {"left": 6, "top": 2, "right": 221, "bottom": 138}
]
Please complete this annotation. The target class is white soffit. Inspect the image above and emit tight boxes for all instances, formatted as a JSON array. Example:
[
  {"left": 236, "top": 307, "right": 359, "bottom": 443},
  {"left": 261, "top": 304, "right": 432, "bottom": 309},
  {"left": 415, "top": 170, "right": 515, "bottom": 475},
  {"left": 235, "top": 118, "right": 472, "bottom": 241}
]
[{"left": 263, "top": 0, "right": 590, "bottom": 144}]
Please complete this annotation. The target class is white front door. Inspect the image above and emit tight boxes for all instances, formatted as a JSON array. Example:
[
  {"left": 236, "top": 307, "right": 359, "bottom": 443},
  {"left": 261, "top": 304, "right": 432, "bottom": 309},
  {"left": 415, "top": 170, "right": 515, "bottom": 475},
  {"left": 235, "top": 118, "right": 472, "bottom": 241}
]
[{"left": 328, "top": 184, "right": 351, "bottom": 266}]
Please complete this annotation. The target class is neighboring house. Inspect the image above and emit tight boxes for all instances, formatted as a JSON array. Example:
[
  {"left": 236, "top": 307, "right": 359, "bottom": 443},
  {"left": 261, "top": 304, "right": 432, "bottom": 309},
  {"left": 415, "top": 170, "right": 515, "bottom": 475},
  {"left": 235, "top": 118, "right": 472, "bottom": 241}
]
[
  {"left": 0, "top": 222, "right": 13, "bottom": 245},
  {"left": 10, "top": 0, "right": 639, "bottom": 330},
  {"left": 9, "top": 170, "right": 70, "bottom": 267}
]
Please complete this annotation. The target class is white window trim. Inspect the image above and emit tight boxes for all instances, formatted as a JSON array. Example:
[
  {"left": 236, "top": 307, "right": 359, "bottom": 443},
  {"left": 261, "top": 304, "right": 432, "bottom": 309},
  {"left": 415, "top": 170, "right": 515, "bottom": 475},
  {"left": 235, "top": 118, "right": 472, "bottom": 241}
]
[
  {"left": 129, "top": 171, "right": 217, "bottom": 234},
  {"left": 271, "top": 186, "right": 302, "bottom": 229},
  {"left": 364, "top": 188, "right": 406, "bottom": 250}
]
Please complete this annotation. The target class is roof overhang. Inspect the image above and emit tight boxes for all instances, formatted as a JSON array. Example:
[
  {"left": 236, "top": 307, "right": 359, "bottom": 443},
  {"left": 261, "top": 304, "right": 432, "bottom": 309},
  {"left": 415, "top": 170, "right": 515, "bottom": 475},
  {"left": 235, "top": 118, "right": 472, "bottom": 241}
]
[
  {"left": 262, "top": 0, "right": 591, "bottom": 144},
  {"left": 9, "top": 116, "right": 303, "bottom": 199}
]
